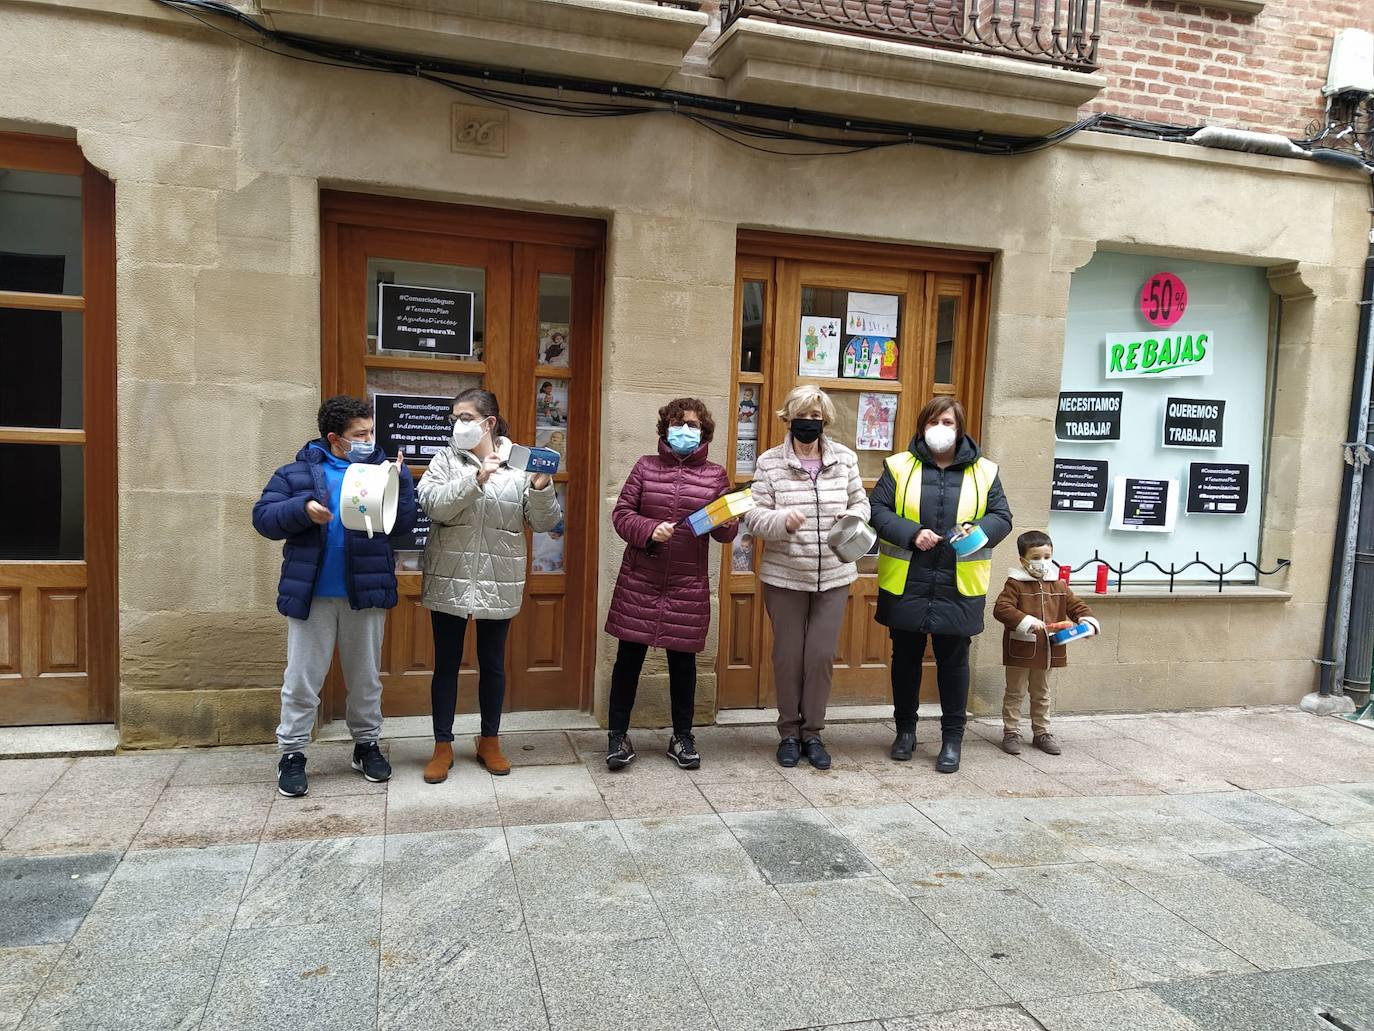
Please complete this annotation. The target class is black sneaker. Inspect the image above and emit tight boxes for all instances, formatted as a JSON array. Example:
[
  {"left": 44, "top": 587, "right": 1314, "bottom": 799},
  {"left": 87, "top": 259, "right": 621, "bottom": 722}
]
[
  {"left": 777, "top": 737, "right": 801, "bottom": 768},
  {"left": 607, "top": 733, "right": 636, "bottom": 771},
  {"left": 802, "top": 737, "right": 832, "bottom": 770},
  {"left": 351, "top": 741, "right": 392, "bottom": 783},
  {"left": 667, "top": 734, "right": 701, "bottom": 770},
  {"left": 277, "top": 751, "right": 308, "bottom": 797}
]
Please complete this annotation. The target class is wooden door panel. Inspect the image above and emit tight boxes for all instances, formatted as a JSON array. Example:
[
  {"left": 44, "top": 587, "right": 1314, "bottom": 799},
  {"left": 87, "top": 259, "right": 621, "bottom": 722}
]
[
  {"left": 0, "top": 590, "right": 19, "bottom": 675},
  {"left": 39, "top": 589, "right": 86, "bottom": 673},
  {"left": 726, "top": 593, "right": 756, "bottom": 669}
]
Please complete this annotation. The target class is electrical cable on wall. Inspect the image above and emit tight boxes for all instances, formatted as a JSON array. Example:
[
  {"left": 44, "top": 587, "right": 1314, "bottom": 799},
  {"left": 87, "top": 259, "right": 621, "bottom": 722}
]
[{"left": 153, "top": 0, "right": 1205, "bottom": 159}]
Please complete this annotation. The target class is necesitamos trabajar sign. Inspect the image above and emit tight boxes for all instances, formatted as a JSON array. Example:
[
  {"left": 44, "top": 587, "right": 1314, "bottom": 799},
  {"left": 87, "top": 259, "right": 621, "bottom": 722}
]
[{"left": 1103, "top": 330, "right": 1213, "bottom": 379}]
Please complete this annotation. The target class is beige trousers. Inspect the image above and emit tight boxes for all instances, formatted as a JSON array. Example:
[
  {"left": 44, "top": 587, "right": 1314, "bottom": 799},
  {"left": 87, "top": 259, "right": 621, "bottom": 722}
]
[
  {"left": 763, "top": 584, "right": 849, "bottom": 741},
  {"left": 1003, "top": 666, "right": 1052, "bottom": 736}
]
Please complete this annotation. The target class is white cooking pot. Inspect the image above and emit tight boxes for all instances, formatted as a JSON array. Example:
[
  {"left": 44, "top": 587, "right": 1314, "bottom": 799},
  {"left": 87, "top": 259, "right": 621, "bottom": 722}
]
[
  {"left": 827, "top": 514, "right": 877, "bottom": 564},
  {"left": 339, "top": 461, "right": 399, "bottom": 539}
]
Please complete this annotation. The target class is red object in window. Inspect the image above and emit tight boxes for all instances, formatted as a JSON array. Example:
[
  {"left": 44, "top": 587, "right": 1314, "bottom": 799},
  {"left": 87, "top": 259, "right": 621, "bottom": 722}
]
[
  {"left": 1095, "top": 563, "right": 1109, "bottom": 594},
  {"left": 1058, "top": 564, "right": 1071, "bottom": 584}
]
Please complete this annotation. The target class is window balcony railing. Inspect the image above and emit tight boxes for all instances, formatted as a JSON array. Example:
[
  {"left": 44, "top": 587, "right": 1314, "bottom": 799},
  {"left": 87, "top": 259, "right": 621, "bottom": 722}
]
[{"left": 721, "top": 0, "right": 1102, "bottom": 72}]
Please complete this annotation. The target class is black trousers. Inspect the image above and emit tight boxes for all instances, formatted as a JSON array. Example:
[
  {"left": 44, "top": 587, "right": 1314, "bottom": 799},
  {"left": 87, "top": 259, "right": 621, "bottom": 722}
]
[
  {"left": 430, "top": 610, "right": 512, "bottom": 740},
  {"left": 890, "top": 630, "right": 970, "bottom": 736},
  {"left": 608, "top": 640, "right": 696, "bottom": 737}
]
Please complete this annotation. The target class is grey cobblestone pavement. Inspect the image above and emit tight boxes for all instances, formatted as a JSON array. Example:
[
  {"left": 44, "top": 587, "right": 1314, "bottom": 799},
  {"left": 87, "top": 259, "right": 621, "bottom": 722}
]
[{"left": 5, "top": 708, "right": 1374, "bottom": 1030}]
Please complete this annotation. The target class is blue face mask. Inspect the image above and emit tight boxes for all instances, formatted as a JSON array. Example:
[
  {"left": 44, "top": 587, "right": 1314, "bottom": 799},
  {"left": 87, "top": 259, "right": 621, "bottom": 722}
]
[
  {"left": 667, "top": 425, "right": 701, "bottom": 456},
  {"left": 343, "top": 438, "right": 374, "bottom": 462}
]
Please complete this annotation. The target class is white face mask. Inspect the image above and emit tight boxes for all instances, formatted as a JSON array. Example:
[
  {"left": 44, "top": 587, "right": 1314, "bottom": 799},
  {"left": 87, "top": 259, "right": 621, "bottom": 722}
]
[
  {"left": 1024, "top": 558, "right": 1055, "bottom": 580},
  {"left": 450, "top": 418, "right": 487, "bottom": 451},
  {"left": 924, "top": 424, "right": 958, "bottom": 455}
]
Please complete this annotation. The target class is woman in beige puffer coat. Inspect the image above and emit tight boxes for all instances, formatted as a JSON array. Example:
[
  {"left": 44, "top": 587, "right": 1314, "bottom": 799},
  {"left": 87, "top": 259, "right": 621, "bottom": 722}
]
[
  {"left": 417, "top": 389, "right": 561, "bottom": 784},
  {"left": 745, "top": 386, "right": 869, "bottom": 769}
]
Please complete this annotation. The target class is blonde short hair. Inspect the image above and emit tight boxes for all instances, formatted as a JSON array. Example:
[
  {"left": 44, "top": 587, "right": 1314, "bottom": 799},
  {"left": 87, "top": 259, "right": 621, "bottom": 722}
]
[{"left": 776, "top": 385, "right": 836, "bottom": 426}]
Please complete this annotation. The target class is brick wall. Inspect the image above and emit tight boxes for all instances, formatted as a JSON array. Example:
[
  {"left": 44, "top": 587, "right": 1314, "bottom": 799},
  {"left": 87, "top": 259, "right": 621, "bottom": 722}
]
[{"left": 1089, "top": 0, "right": 1367, "bottom": 136}]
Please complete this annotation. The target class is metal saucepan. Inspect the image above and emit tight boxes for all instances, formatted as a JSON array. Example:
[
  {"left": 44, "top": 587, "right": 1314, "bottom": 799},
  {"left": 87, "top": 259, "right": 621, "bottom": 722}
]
[{"left": 827, "top": 514, "right": 878, "bottom": 564}]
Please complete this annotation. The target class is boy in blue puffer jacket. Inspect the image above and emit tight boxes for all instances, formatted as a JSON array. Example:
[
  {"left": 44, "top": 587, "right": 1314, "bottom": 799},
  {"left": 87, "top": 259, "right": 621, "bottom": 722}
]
[{"left": 252, "top": 395, "right": 417, "bottom": 798}]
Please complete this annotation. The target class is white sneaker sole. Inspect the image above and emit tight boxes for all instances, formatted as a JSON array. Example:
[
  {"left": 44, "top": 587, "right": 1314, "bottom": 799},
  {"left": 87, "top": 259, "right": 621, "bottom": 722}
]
[{"left": 277, "top": 785, "right": 308, "bottom": 798}]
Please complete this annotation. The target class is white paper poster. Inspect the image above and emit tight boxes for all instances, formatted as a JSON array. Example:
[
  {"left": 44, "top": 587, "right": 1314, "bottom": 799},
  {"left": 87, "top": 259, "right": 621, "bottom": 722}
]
[
  {"left": 846, "top": 293, "right": 899, "bottom": 337},
  {"left": 856, "top": 392, "right": 897, "bottom": 451},
  {"left": 798, "top": 317, "right": 841, "bottom": 377},
  {"left": 1109, "top": 475, "right": 1178, "bottom": 533}
]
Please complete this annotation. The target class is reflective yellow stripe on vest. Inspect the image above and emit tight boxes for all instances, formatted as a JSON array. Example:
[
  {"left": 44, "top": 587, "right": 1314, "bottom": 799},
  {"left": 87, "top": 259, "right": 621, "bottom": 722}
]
[{"left": 876, "top": 453, "right": 998, "bottom": 598}]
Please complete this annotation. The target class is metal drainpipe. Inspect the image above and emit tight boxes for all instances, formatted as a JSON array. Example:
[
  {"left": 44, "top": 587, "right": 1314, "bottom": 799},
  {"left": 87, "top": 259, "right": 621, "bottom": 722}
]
[{"left": 1312, "top": 148, "right": 1374, "bottom": 708}]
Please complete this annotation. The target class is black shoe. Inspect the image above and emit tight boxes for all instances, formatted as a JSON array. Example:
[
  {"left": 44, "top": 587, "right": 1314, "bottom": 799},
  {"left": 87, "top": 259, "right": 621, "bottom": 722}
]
[
  {"left": 351, "top": 741, "right": 392, "bottom": 783},
  {"left": 607, "top": 733, "right": 636, "bottom": 771},
  {"left": 936, "top": 733, "right": 963, "bottom": 774},
  {"left": 802, "top": 737, "right": 832, "bottom": 770},
  {"left": 277, "top": 751, "right": 308, "bottom": 797},
  {"left": 890, "top": 731, "right": 916, "bottom": 762},
  {"left": 667, "top": 733, "right": 701, "bottom": 770},
  {"left": 777, "top": 737, "right": 801, "bottom": 768}
]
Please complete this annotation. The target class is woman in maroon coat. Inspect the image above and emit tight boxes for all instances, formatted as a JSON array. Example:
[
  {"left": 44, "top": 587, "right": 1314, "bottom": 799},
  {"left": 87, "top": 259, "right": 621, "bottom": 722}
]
[{"left": 604, "top": 397, "right": 738, "bottom": 772}]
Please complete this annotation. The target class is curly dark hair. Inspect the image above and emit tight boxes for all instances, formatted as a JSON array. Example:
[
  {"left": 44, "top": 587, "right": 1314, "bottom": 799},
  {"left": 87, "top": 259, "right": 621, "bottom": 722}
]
[
  {"left": 656, "top": 397, "right": 715, "bottom": 444},
  {"left": 317, "top": 395, "right": 372, "bottom": 439}
]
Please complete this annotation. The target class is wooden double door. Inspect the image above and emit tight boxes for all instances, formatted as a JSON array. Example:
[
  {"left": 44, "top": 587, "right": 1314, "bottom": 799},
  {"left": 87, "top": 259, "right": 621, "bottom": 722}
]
[
  {"left": 0, "top": 134, "right": 117, "bottom": 727},
  {"left": 717, "top": 232, "right": 991, "bottom": 710},
  {"left": 320, "top": 192, "right": 604, "bottom": 719}
]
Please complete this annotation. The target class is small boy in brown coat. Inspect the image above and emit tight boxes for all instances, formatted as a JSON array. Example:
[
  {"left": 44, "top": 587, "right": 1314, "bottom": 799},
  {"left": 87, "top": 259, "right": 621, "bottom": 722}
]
[{"left": 992, "top": 530, "right": 1101, "bottom": 756}]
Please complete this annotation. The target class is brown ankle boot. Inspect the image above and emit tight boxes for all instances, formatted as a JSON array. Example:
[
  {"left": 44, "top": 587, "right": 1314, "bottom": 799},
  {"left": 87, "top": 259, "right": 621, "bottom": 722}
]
[
  {"left": 423, "top": 742, "right": 454, "bottom": 784},
  {"left": 474, "top": 735, "right": 511, "bottom": 775}
]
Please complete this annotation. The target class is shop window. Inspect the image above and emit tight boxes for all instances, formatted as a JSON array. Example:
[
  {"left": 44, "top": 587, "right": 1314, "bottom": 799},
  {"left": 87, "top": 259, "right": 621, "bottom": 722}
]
[{"left": 1049, "top": 253, "right": 1273, "bottom": 583}]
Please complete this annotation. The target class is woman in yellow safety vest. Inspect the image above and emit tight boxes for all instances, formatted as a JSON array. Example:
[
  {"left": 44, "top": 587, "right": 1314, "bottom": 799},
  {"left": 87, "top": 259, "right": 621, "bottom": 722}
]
[{"left": 869, "top": 397, "right": 1013, "bottom": 773}]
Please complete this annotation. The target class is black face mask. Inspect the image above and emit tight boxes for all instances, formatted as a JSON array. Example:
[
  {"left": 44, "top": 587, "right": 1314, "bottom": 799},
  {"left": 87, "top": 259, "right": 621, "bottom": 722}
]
[{"left": 790, "top": 418, "right": 823, "bottom": 444}]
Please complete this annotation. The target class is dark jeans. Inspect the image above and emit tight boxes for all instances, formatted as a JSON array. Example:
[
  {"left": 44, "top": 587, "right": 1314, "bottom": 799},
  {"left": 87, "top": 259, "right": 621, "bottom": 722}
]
[
  {"left": 890, "top": 630, "right": 970, "bottom": 737},
  {"left": 430, "top": 610, "right": 512, "bottom": 740},
  {"left": 608, "top": 639, "right": 696, "bottom": 737}
]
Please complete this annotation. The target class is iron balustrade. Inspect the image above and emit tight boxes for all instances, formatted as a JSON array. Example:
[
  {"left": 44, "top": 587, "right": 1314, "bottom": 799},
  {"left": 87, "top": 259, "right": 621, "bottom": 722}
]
[
  {"left": 1061, "top": 552, "right": 1291, "bottom": 594},
  {"left": 721, "top": 0, "right": 1102, "bottom": 72}
]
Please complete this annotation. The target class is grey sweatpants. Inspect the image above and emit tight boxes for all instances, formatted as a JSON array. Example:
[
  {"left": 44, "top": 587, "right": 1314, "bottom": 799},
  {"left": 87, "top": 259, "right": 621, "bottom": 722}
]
[
  {"left": 763, "top": 583, "right": 850, "bottom": 741},
  {"left": 276, "top": 597, "right": 386, "bottom": 754}
]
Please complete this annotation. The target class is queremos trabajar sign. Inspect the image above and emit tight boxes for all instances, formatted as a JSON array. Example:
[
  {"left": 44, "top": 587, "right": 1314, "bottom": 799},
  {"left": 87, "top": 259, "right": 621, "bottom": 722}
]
[{"left": 1104, "top": 330, "right": 1213, "bottom": 379}]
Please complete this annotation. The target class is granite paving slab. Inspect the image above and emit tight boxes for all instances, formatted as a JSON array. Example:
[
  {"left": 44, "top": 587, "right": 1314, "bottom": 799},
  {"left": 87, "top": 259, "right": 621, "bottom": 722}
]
[
  {"left": 259, "top": 792, "right": 386, "bottom": 842},
  {"left": 0, "top": 796, "right": 39, "bottom": 840},
  {"left": 235, "top": 835, "right": 383, "bottom": 930},
  {"left": 65, "top": 844, "right": 254, "bottom": 963},
  {"left": 720, "top": 809, "right": 878, "bottom": 885},
  {"left": 670, "top": 893, "right": 855, "bottom": 1031},
  {"left": 1180, "top": 791, "right": 1348, "bottom": 850},
  {"left": 378, "top": 928, "right": 548, "bottom": 1031},
  {"left": 168, "top": 745, "right": 277, "bottom": 787},
  {"left": 917, "top": 800, "right": 1087, "bottom": 868},
  {"left": 202, "top": 924, "right": 380, "bottom": 1031},
  {"left": 0, "top": 945, "right": 60, "bottom": 1031},
  {"left": 999, "top": 862, "right": 1254, "bottom": 983},
  {"left": 1149, "top": 968, "right": 1336, "bottom": 1031},
  {"left": 882, "top": 1006, "right": 1045, "bottom": 1031},
  {"left": 530, "top": 921, "right": 717, "bottom": 1031},
  {"left": 1282, "top": 833, "right": 1374, "bottom": 888},
  {"left": 1199, "top": 846, "right": 1374, "bottom": 953},
  {"left": 777, "top": 878, "right": 1008, "bottom": 1021},
  {"left": 818, "top": 803, "right": 1001, "bottom": 896},
  {"left": 491, "top": 764, "right": 612, "bottom": 826},
  {"left": 616, "top": 814, "right": 773, "bottom": 913},
  {"left": 383, "top": 741, "right": 503, "bottom": 834},
  {"left": 595, "top": 776, "right": 715, "bottom": 820},
  {"left": 382, "top": 828, "right": 523, "bottom": 938},
  {"left": 506, "top": 820, "right": 650, "bottom": 910},
  {"left": 130, "top": 782, "right": 274, "bottom": 849},
  {"left": 777, "top": 767, "right": 907, "bottom": 808},
  {"left": 0, "top": 759, "right": 70, "bottom": 797},
  {"left": 697, "top": 778, "right": 811, "bottom": 813},
  {"left": 1026, "top": 989, "right": 1207, "bottom": 1030},
  {"left": 1, "top": 797, "right": 151, "bottom": 857},
  {"left": 42, "top": 754, "right": 182, "bottom": 805},
  {"left": 0, "top": 852, "right": 118, "bottom": 947},
  {"left": 1096, "top": 794, "right": 1267, "bottom": 855},
  {"left": 1264, "top": 960, "right": 1374, "bottom": 1031},
  {"left": 914, "top": 884, "right": 1137, "bottom": 1001},
  {"left": 21, "top": 951, "right": 221, "bottom": 1031},
  {"left": 1103, "top": 853, "right": 1366, "bottom": 970}
]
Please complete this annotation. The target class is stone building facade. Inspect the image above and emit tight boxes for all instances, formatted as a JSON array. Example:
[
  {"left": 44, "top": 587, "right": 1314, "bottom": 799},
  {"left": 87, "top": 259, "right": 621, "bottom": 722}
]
[{"left": 0, "top": 0, "right": 1368, "bottom": 746}]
